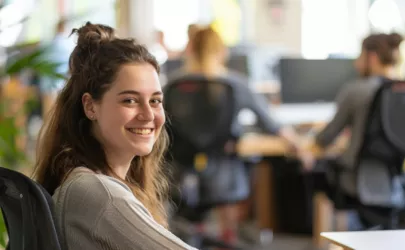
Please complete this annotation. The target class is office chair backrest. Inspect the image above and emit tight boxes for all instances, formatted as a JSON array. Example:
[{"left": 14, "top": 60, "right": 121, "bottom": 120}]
[
  {"left": 164, "top": 75, "right": 249, "bottom": 209},
  {"left": 164, "top": 76, "right": 236, "bottom": 163},
  {"left": 357, "top": 78, "right": 405, "bottom": 208},
  {"left": 381, "top": 81, "right": 405, "bottom": 153},
  {"left": 0, "top": 167, "right": 62, "bottom": 250}
]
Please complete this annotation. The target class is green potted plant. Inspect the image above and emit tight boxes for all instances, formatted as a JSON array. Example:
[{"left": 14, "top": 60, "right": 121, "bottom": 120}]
[{"left": 0, "top": 44, "right": 65, "bottom": 249}]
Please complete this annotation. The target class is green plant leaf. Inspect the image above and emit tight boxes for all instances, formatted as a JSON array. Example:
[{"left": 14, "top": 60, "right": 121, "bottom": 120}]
[
  {"left": 1, "top": 46, "right": 66, "bottom": 80},
  {"left": 0, "top": 210, "right": 6, "bottom": 248}
]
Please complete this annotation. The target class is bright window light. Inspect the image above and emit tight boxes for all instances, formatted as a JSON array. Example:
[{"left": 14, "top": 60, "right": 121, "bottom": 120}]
[
  {"left": 368, "top": 0, "right": 403, "bottom": 33},
  {"left": 0, "top": 0, "right": 35, "bottom": 47}
]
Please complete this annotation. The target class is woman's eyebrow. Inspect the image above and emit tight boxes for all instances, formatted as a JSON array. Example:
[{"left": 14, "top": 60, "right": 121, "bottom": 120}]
[{"left": 117, "top": 90, "right": 163, "bottom": 96}]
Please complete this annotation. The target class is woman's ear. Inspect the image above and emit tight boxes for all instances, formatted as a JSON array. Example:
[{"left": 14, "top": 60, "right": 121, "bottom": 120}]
[
  {"left": 82, "top": 93, "right": 96, "bottom": 120},
  {"left": 368, "top": 51, "right": 380, "bottom": 66}
]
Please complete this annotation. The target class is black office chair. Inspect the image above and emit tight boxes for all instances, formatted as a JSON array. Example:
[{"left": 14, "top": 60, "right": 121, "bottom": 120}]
[
  {"left": 332, "top": 78, "right": 405, "bottom": 230},
  {"left": 0, "top": 166, "right": 63, "bottom": 250},
  {"left": 164, "top": 76, "right": 249, "bottom": 250}
]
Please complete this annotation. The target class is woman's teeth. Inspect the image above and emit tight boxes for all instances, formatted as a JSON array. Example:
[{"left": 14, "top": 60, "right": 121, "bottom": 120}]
[{"left": 129, "top": 128, "right": 152, "bottom": 135}]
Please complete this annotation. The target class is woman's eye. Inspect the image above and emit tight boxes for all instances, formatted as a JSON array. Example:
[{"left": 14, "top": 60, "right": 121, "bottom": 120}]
[
  {"left": 123, "top": 99, "right": 137, "bottom": 104},
  {"left": 150, "top": 99, "right": 162, "bottom": 104}
]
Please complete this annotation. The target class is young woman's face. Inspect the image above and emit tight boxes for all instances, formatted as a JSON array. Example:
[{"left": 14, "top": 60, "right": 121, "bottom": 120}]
[{"left": 84, "top": 63, "right": 165, "bottom": 159}]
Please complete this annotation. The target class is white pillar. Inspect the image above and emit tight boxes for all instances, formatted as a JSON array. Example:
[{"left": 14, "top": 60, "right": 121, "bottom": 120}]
[
  {"left": 239, "top": 0, "right": 257, "bottom": 43},
  {"left": 116, "top": 0, "right": 155, "bottom": 46}
]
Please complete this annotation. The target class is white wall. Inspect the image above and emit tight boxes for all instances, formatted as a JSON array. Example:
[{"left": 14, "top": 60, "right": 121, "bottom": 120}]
[
  {"left": 246, "top": 0, "right": 370, "bottom": 57},
  {"left": 252, "top": 0, "right": 302, "bottom": 55}
]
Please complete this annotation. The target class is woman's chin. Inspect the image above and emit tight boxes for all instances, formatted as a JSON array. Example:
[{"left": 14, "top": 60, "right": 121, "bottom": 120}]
[{"left": 132, "top": 147, "right": 153, "bottom": 157}]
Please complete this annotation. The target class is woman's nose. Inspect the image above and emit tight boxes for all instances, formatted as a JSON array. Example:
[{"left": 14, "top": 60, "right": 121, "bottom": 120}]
[{"left": 136, "top": 104, "right": 154, "bottom": 121}]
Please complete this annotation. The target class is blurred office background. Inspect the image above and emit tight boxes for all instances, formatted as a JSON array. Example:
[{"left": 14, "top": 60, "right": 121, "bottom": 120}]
[{"left": 1, "top": 0, "right": 405, "bottom": 250}]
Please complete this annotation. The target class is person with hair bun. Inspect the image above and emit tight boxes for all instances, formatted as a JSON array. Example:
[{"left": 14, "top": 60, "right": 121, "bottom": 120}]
[
  {"left": 307, "top": 32, "right": 403, "bottom": 242},
  {"left": 33, "top": 22, "right": 197, "bottom": 250},
  {"left": 309, "top": 32, "right": 404, "bottom": 170},
  {"left": 356, "top": 32, "right": 403, "bottom": 78}
]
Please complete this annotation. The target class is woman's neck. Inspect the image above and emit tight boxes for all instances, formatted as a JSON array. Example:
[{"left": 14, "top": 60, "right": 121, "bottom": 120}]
[
  {"left": 92, "top": 127, "right": 132, "bottom": 180},
  {"left": 372, "top": 66, "right": 396, "bottom": 79},
  {"left": 104, "top": 149, "right": 133, "bottom": 180}
]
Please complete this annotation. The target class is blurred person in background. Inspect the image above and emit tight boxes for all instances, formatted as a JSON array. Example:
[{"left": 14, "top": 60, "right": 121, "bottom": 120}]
[
  {"left": 39, "top": 18, "right": 75, "bottom": 120},
  {"left": 167, "top": 26, "right": 313, "bottom": 245},
  {"left": 306, "top": 32, "right": 403, "bottom": 238},
  {"left": 308, "top": 32, "right": 403, "bottom": 174},
  {"left": 183, "top": 23, "right": 201, "bottom": 57}
]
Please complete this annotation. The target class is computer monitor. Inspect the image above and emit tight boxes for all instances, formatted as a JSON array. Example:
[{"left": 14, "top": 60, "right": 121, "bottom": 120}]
[
  {"left": 162, "top": 54, "right": 251, "bottom": 79},
  {"left": 279, "top": 58, "right": 358, "bottom": 103},
  {"left": 226, "top": 53, "right": 250, "bottom": 77},
  {"left": 162, "top": 58, "right": 184, "bottom": 77}
]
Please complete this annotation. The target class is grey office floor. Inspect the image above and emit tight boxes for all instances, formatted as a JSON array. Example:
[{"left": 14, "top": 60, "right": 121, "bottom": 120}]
[
  {"left": 195, "top": 215, "right": 319, "bottom": 250},
  {"left": 236, "top": 224, "right": 317, "bottom": 250},
  {"left": 245, "top": 234, "right": 316, "bottom": 250}
]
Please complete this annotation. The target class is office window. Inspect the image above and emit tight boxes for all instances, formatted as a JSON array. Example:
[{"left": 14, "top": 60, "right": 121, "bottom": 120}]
[
  {"left": 301, "top": 0, "right": 352, "bottom": 59},
  {"left": 0, "top": 0, "right": 36, "bottom": 46},
  {"left": 68, "top": 0, "right": 116, "bottom": 28},
  {"left": 153, "top": 0, "right": 200, "bottom": 51},
  {"left": 368, "top": 0, "right": 403, "bottom": 33},
  {"left": 153, "top": 0, "right": 242, "bottom": 51}
]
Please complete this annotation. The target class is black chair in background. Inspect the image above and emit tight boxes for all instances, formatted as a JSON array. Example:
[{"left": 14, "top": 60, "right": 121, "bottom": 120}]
[
  {"left": 164, "top": 76, "right": 248, "bottom": 250},
  {"left": 0, "top": 166, "right": 63, "bottom": 250},
  {"left": 332, "top": 78, "right": 405, "bottom": 230}
]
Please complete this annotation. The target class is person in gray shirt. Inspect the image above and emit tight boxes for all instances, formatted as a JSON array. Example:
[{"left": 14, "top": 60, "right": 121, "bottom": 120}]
[
  {"left": 33, "top": 22, "right": 197, "bottom": 250},
  {"left": 166, "top": 26, "right": 312, "bottom": 245},
  {"left": 312, "top": 32, "right": 403, "bottom": 173},
  {"left": 309, "top": 32, "right": 403, "bottom": 247}
]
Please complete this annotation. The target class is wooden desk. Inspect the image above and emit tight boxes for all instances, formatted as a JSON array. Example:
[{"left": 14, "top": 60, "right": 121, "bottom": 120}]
[
  {"left": 236, "top": 135, "right": 287, "bottom": 231},
  {"left": 236, "top": 134, "right": 288, "bottom": 157},
  {"left": 321, "top": 230, "right": 405, "bottom": 250},
  {"left": 237, "top": 133, "right": 346, "bottom": 231},
  {"left": 237, "top": 133, "right": 346, "bottom": 158}
]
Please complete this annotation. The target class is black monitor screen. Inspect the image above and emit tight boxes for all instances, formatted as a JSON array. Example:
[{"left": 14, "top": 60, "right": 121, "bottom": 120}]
[
  {"left": 162, "top": 59, "right": 184, "bottom": 77},
  {"left": 279, "top": 58, "right": 358, "bottom": 103},
  {"left": 163, "top": 54, "right": 251, "bottom": 79},
  {"left": 227, "top": 54, "right": 250, "bottom": 77}
]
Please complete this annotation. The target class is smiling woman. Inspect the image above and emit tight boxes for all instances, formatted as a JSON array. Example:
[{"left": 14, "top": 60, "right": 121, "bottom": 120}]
[
  {"left": 32, "top": 22, "right": 197, "bottom": 250},
  {"left": 82, "top": 63, "right": 165, "bottom": 177}
]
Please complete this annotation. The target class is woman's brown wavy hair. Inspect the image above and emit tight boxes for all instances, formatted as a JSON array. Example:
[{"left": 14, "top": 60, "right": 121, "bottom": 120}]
[{"left": 33, "top": 22, "right": 170, "bottom": 227}]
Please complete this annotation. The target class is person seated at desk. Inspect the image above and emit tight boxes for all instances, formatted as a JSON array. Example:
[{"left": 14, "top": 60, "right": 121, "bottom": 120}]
[
  {"left": 305, "top": 32, "right": 403, "bottom": 239},
  {"left": 167, "top": 25, "right": 311, "bottom": 244},
  {"left": 33, "top": 22, "right": 197, "bottom": 250},
  {"left": 307, "top": 32, "right": 403, "bottom": 181}
]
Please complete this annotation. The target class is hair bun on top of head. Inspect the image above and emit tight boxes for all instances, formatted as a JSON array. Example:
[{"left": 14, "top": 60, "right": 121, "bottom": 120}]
[
  {"left": 71, "top": 22, "right": 116, "bottom": 50},
  {"left": 387, "top": 32, "right": 403, "bottom": 49}
]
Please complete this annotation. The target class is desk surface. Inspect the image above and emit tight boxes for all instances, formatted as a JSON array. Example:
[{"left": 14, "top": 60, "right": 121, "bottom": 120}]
[
  {"left": 237, "top": 134, "right": 346, "bottom": 157},
  {"left": 270, "top": 103, "right": 336, "bottom": 126},
  {"left": 236, "top": 134, "right": 288, "bottom": 157},
  {"left": 321, "top": 230, "right": 405, "bottom": 250}
]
